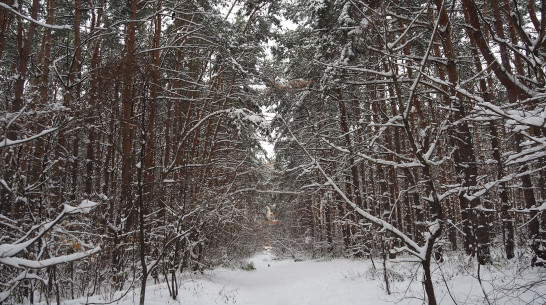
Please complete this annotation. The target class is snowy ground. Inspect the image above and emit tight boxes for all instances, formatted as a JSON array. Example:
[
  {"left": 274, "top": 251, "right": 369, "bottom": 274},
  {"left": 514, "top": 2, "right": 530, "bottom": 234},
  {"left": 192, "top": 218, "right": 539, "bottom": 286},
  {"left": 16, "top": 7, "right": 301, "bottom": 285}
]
[{"left": 55, "top": 249, "right": 545, "bottom": 305}]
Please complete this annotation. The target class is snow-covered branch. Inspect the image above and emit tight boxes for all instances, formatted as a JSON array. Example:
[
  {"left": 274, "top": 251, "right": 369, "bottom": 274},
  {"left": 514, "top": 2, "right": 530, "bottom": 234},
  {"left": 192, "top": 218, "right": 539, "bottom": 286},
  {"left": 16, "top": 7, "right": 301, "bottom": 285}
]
[
  {"left": 0, "top": 246, "right": 101, "bottom": 269},
  {"left": 0, "top": 200, "right": 100, "bottom": 302},
  {"left": 0, "top": 200, "right": 99, "bottom": 259},
  {"left": 0, "top": 127, "right": 58, "bottom": 148},
  {"left": 0, "top": 3, "right": 72, "bottom": 30}
]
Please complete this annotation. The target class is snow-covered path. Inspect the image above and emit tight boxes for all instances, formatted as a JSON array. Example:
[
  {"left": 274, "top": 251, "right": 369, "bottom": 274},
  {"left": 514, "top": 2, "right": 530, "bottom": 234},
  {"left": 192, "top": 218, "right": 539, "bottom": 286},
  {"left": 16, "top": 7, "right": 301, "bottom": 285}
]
[
  {"left": 207, "top": 250, "right": 389, "bottom": 305},
  {"left": 86, "top": 250, "right": 407, "bottom": 305},
  {"left": 58, "top": 250, "right": 544, "bottom": 305}
]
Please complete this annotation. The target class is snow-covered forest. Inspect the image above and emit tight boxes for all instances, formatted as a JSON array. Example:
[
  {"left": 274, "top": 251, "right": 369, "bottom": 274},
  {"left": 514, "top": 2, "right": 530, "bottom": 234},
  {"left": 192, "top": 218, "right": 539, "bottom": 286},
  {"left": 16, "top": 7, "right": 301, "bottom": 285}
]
[{"left": 1, "top": 0, "right": 545, "bottom": 304}]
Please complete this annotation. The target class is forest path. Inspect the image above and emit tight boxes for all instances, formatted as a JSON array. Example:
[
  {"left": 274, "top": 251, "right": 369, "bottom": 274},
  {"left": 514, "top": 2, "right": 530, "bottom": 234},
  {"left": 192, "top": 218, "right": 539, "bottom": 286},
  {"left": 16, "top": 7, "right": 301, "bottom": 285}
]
[
  {"left": 54, "top": 249, "right": 540, "bottom": 305},
  {"left": 201, "top": 250, "right": 391, "bottom": 305},
  {"left": 62, "top": 250, "right": 418, "bottom": 305}
]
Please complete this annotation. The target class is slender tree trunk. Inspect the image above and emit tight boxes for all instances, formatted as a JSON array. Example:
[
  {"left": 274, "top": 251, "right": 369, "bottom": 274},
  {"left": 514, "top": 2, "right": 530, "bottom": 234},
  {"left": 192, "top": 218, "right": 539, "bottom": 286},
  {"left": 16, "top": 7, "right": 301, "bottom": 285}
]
[
  {"left": 13, "top": 0, "right": 38, "bottom": 114},
  {"left": 38, "top": 0, "right": 54, "bottom": 104},
  {"left": 465, "top": 1, "right": 515, "bottom": 259},
  {"left": 325, "top": 199, "right": 333, "bottom": 252},
  {"left": 337, "top": 88, "right": 364, "bottom": 209},
  {"left": 387, "top": 32, "right": 446, "bottom": 303},
  {"left": 488, "top": 0, "right": 542, "bottom": 262},
  {"left": 138, "top": 104, "right": 148, "bottom": 305},
  {"left": 7, "top": 0, "right": 39, "bottom": 218},
  {"left": 143, "top": 0, "right": 161, "bottom": 216},
  {"left": 121, "top": 0, "right": 138, "bottom": 230},
  {"left": 85, "top": 0, "right": 104, "bottom": 196}
]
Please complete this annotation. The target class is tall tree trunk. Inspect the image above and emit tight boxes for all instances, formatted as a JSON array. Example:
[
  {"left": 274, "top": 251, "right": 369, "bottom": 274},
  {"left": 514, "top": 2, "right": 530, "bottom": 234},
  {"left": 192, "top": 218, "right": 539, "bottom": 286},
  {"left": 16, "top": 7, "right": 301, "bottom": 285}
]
[
  {"left": 470, "top": 0, "right": 515, "bottom": 259},
  {"left": 12, "top": 0, "right": 38, "bottom": 114},
  {"left": 138, "top": 103, "right": 148, "bottom": 305},
  {"left": 388, "top": 46, "right": 445, "bottom": 305},
  {"left": 487, "top": 0, "right": 541, "bottom": 263},
  {"left": 121, "top": 0, "right": 138, "bottom": 230},
  {"left": 7, "top": 0, "right": 39, "bottom": 218},
  {"left": 433, "top": 0, "right": 490, "bottom": 264},
  {"left": 85, "top": 0, "right": 104, "bottom": 196},
  {"left": 69, "top": 0, "right": 82, "bottom": 201},
  {"left": 337, "top": 88, "right": 363, "bottom": 209},
  {"left": 38, "top": 0, "right": 54, "bottom": 104},
  {"left": 144, "top": 0, "right": 161, "bottom": 214}
]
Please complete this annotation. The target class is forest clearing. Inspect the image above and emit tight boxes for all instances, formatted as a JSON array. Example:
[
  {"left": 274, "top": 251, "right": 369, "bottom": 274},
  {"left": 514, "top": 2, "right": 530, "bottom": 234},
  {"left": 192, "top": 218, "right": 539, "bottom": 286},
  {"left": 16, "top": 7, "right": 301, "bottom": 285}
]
[{"left": 1, "top": 0, "right": 546, "bottom": 304}]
